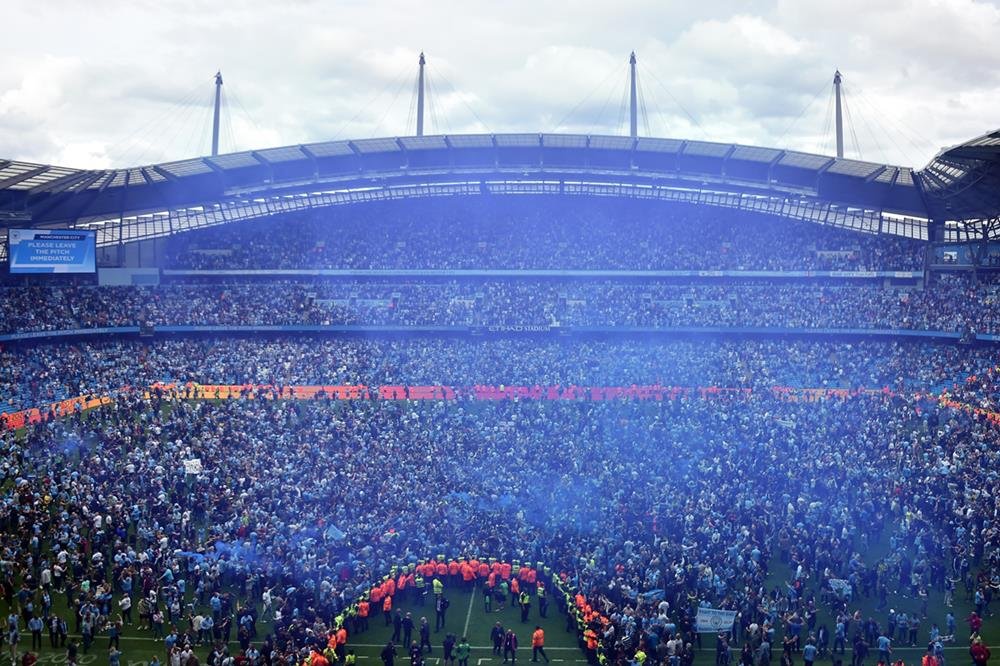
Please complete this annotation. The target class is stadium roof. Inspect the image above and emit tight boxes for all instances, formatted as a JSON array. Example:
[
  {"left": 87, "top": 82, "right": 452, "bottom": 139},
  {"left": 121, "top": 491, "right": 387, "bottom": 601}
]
[
  {"left": 917, "top": 128, "right": 1000, "bottom": 223},
  {"left": 1, "top": 130, "right": 992, "bottom": 256}
]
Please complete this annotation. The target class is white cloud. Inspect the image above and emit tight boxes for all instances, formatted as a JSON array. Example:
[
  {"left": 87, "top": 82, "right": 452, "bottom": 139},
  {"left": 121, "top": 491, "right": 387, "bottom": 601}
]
[{"left": 0, "top": 0, "right": 997, "bottom": 169}]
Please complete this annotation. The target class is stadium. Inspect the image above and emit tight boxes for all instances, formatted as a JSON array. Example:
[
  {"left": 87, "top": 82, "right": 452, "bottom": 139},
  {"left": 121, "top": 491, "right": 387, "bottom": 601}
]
[{"left": 2, "top": 20, "right": 1000, "bottom": 666}]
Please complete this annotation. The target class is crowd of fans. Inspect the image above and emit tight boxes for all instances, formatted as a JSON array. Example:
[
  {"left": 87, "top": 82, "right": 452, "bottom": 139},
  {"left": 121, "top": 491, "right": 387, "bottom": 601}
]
[
  {"left": 939, "top": 364, "right": 1000, "bottom": 415},
  {"left": 1, "top": 336, "right": 995, "bottom": 415},
  {"left": 2, "top": 275, "right": 999, "bottom": 335},
  {"left": 163, "top": 198, "right": 925, "bottom": 272},
  {"left": 1, "top": 381, "right": 999, "bottom": 666}
]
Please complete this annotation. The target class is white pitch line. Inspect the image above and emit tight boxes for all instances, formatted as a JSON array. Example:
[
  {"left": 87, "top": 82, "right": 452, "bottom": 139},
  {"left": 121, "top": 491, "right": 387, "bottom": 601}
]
[{"left": 463, "top": 583, "right": 477, "bottom": 638}]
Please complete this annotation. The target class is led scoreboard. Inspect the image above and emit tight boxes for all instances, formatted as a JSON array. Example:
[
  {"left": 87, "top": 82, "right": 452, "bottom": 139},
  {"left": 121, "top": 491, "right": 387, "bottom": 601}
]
[{"left": 7, "top": 228, "right": 97, "bottom": 274}]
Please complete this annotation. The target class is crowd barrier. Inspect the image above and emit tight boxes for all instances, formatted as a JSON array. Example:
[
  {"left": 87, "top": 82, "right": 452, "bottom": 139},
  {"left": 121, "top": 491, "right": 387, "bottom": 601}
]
[
  {"left": 0, "top": 393, "right": 116, "bottom": 430},
  {"left": 144, "top": 382, "right": 894, "bottom": 403},
  {"left": 0, "top": 382, "right": 927, "bottom": 433},
  {"left": 937, "top": 395, "right": 1000, "bottom": 426}
]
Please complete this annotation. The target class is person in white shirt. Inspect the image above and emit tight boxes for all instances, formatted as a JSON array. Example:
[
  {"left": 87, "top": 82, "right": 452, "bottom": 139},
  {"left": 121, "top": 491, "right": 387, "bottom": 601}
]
[
  {"left": 191, "top": 615, "right": 203, "bottom": 645},
  {"left": 119, "top": 596, "right": 132, "bottom": 625},
  {"left": 261, "top": 589, "right": 273, "bottom": 621}
]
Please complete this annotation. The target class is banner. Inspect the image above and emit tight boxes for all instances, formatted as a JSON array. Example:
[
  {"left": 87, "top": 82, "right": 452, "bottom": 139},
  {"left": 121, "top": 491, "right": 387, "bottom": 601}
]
[
  {"left": 828, "top": 579, "right": 852, "bottom": 598},
  {"left": 183, "top": 459, "right": 203, "bottom": 475},
  {"left": 696, "top": 607, "right": 737, "bottom": 633}
]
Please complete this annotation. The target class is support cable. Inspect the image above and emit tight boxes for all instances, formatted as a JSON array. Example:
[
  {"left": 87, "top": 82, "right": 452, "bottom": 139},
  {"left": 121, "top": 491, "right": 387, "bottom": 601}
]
[
  {"left": 329, "top": 65, "right": 411, "bottom": 141},
  {"left": 776, "top": 80, "right": 831, "bottom": 143},
  {"left": 429, "top": 67, "right": 493, "bottom": 134},
  {"left": 550, "top": 63, "right": 623, "bottom": 133},
  {"left": 370, "top": 72, "right": 413, "bottom": 138},
  {"left": 638, "top": 62, "right": 708, "bottom": 139}
]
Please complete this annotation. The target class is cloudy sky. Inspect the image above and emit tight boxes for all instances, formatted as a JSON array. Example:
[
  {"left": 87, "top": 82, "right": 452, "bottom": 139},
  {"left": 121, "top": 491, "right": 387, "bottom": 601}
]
[{"left": 2, "top": 0, "right": 998, "bottom": 170}]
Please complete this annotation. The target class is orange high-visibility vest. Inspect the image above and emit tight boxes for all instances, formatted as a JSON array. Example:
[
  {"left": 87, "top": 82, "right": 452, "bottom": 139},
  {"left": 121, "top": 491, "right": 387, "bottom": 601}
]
[{"left": 383, "top": 596, "right": 392, "bottom": 612}]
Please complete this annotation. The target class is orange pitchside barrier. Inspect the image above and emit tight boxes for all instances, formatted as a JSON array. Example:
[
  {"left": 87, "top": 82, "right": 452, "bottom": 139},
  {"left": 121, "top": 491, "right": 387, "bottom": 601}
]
[
  {"left": 0, "top": 394, "right": 114, "bottom": 431},
  {"left": 0, "top": 381, "right": 926, "bottom": 432},
  {"left": 937, "top": 395, "right": 1000, "bottom": 426},
  {"left": 143, "top": 382, "right": 893, "bottom": 402}
]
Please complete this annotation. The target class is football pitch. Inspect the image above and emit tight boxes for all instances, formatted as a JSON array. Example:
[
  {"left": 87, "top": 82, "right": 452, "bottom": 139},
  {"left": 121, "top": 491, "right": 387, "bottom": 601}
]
[
  {"left": 2, "top": 483, "right": 996, "bottom": 666},
  {"left": 5, "top": 568, "right": 997, "bottom": 666},
  {"left": 7, "top": 584, "right": 585, "bottom": 666},
  {"left": 339, "top": 584, "right": 583, "bottom": 662}
]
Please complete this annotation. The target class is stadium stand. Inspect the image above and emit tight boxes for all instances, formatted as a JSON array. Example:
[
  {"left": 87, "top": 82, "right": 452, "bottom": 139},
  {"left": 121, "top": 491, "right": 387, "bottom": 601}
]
[
  {"left": 161, "top": 199, "right": 925, "bottom": 272},
  {"left": 3, "top": 274, "right": 1000, "bottom": 334},
  {"left": 3, "top": 132, "right": 1000, "bottom": 666}
]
